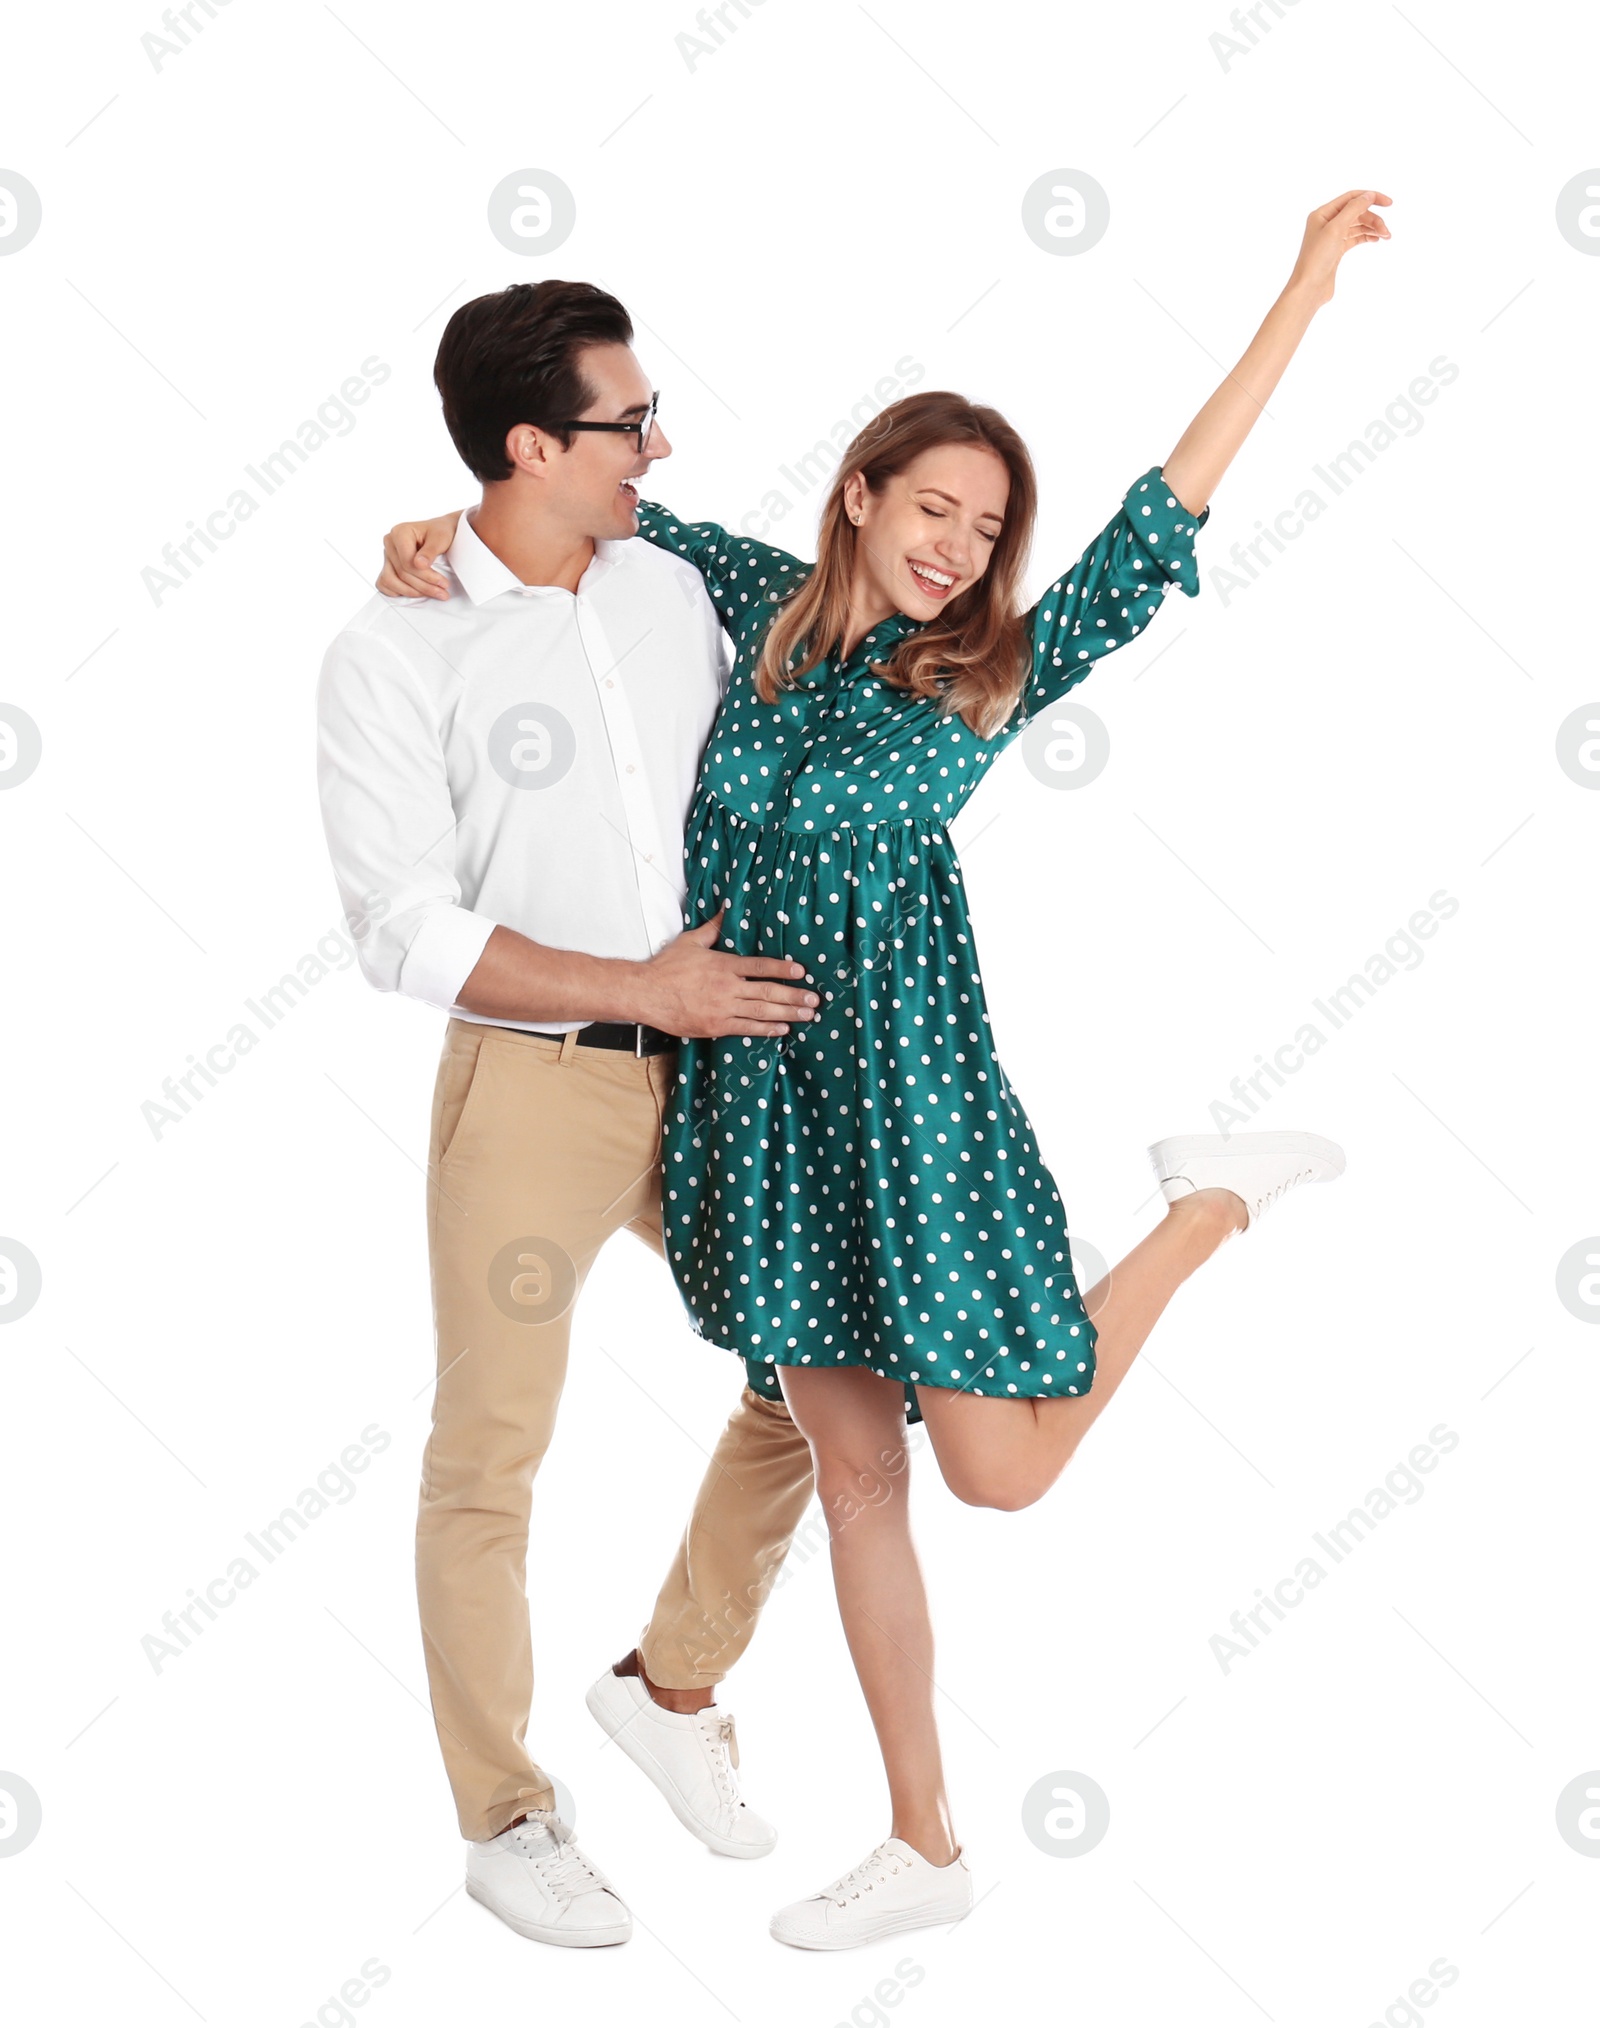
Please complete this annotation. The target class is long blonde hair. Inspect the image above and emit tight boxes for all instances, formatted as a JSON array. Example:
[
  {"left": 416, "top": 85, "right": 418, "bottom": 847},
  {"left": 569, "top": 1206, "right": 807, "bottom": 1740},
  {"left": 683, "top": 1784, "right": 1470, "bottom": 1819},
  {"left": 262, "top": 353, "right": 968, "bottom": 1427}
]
[{"left": 755, "top": 391, "right": 1039, "bottom": 740}]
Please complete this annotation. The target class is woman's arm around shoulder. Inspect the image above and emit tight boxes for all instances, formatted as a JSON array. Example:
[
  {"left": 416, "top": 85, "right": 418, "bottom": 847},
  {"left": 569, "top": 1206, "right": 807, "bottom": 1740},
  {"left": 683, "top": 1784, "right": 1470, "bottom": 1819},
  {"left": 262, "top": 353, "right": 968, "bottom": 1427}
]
[{"left": 633, "top": 500, "right": 809, "bottom": 633}]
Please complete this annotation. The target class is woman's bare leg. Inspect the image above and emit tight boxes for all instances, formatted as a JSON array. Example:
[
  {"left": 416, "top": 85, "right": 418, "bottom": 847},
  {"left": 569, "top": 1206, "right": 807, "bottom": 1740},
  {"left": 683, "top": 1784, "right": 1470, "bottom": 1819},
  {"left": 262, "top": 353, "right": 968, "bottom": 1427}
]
[
  {"left": 777, "top": 1363, "right": 958, "bottom": 1867},
  {"left": 765, "top": 1187, "right": 1247, "bottom": 1857},
  {"left": 916, "top": 1186, "right": 1246, "bottom": 1510}
]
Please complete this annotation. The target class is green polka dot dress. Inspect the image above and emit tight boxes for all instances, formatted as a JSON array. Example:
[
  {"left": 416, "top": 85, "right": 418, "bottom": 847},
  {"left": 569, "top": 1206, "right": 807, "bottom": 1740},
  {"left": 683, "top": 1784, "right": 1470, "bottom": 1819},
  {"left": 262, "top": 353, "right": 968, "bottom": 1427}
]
[{"left": 636, "top": 467, "right": 1207, "bottom": 1423}]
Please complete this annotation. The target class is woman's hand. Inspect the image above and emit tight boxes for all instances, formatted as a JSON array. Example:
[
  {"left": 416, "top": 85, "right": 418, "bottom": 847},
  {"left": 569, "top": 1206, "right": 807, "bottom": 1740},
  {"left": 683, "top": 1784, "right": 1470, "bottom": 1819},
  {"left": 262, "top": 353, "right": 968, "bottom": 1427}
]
[
  {"left": 1289, "top": 188, "right": 1392, "bottom": 308},
  {"left": 1162, "top": 186, "right": 1395, "bottom": 514},
  {"left": 376, "top": 511, "right": 464, "bottom": 599}
]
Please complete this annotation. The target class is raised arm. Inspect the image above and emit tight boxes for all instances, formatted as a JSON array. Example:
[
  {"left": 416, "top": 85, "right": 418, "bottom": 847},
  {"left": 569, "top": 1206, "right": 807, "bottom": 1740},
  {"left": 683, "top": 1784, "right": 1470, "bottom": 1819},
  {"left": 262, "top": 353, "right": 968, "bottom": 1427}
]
[
  {"left": 1014, "top": 186, "right": 1392, "bottom": 726},
  {"left": 1162, "top": 187, "right": 1392, "bottom": 515},
  {"left": 1017, "top": 468, "right": 1208, "bottom": 722}
]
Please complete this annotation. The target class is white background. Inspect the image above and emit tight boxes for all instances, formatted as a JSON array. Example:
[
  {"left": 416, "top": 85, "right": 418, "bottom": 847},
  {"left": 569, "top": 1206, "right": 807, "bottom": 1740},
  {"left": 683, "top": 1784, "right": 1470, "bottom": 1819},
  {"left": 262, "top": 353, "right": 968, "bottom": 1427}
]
[{"left": 3, "top": 0, "right": 1597, "bottom": 2022}]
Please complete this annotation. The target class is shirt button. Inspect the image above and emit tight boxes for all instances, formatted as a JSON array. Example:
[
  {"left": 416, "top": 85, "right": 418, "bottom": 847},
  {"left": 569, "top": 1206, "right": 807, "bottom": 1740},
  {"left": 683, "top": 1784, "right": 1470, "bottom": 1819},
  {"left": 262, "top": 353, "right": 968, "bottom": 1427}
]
[{"left": 627, "top": 764, "right": 636, "bottom": 773}]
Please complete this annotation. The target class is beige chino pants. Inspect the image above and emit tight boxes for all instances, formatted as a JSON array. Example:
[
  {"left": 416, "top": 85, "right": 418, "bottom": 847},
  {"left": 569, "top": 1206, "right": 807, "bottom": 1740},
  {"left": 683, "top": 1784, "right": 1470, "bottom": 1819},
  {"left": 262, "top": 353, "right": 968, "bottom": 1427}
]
[{"left": 418, "top": 1018, "right": 817, "bottom": 1842}]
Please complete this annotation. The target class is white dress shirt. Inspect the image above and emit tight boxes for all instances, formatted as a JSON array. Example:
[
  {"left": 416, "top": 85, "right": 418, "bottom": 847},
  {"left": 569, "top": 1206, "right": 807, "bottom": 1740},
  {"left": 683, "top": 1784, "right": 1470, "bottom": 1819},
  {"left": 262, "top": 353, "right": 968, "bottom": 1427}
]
[{"left": 316, "top": 508, "right": 729, "bottom": 1032}]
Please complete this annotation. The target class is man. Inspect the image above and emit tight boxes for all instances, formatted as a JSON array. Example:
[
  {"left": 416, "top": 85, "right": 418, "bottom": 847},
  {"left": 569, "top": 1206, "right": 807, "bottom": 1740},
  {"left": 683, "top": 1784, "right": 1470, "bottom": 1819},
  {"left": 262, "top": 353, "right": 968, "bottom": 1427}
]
[{"left": 316, "top": 279, "right": 819, "bottom": 1949}]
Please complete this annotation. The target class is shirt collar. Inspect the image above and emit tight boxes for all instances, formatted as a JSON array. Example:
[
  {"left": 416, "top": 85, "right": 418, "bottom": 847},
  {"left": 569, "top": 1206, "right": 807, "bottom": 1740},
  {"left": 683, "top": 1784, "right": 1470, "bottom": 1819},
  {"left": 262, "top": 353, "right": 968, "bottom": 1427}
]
[{"left": 445, "top": 509, "right": 626, "bottom": 605}]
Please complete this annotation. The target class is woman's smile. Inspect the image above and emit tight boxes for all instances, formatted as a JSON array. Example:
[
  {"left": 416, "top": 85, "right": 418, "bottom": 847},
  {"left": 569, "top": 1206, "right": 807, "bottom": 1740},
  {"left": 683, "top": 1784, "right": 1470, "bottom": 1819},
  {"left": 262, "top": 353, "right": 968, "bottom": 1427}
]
[{"left": 906, "top": 557, "right": 958, "bottom": 600}]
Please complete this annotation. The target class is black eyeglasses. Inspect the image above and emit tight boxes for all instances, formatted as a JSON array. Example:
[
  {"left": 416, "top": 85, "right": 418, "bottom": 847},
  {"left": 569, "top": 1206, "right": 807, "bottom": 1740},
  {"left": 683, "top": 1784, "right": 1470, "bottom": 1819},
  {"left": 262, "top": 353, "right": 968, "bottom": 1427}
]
[{"left": 552, "top": 391, "right": 659, "bottom": 454}]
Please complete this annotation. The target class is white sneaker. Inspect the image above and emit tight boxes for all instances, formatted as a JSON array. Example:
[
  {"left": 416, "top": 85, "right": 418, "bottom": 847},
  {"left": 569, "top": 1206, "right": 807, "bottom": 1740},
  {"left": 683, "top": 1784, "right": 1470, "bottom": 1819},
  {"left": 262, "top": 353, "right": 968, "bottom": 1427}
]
[
  {"left": 465, "top": 1810, "right": 631, "bottom": 1947},
  {"left": 586, "top": 1665, "right": 778, "bottom": 1858},
  {"left": 770, "top": 1837, "right": 972, "bottom": 1950},
  {"left": 1148, "top": 1130, "right": 1346, "bottom": 1228}
]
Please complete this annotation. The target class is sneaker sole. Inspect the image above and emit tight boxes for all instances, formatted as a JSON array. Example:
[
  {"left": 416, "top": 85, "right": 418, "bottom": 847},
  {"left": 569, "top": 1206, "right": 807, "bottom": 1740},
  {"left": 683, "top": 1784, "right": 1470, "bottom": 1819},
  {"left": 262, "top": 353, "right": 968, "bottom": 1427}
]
[
  {"left": 585, "top": 1679, "right": 779, "bottom": 1860},
  {"left": 1149, "top": 1130, "right": 1347, "bottom": 1178},
  {"left": 465, "top": 1876, "right": 631, "bottom": 1948},
  {"left": 769, "top": 1897, "right": 973, "bottom": 1950}
]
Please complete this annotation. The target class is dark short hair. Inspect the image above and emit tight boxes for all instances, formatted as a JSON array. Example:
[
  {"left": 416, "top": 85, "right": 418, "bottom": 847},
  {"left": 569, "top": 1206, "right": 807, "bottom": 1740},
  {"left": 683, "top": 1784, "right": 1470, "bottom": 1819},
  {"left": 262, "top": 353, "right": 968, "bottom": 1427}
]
[{"left": 433, "top": 279, "right": 634, "bottom": 482}]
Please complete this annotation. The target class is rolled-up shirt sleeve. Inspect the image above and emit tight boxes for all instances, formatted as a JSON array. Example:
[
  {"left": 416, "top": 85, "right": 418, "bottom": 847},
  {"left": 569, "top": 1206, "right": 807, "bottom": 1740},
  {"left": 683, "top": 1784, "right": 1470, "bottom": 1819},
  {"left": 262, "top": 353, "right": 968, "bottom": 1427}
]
[{"left": 316, "top": 624, "right": 497, "bottom": 1009}]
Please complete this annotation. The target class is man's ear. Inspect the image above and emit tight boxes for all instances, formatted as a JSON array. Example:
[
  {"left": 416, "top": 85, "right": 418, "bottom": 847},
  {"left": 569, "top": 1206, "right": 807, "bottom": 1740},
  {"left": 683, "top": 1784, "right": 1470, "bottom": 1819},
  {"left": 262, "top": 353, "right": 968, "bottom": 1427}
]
[{"left": 504, "top": 423, "right": 554, "bottom": 478}]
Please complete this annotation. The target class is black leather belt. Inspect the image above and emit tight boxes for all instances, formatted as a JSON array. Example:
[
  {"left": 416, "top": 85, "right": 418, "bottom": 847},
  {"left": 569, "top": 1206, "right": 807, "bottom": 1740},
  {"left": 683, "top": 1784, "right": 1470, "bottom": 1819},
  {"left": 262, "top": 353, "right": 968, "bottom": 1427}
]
[{"left": 573, "top": 1020, "right": 678, "bottom": 1057}]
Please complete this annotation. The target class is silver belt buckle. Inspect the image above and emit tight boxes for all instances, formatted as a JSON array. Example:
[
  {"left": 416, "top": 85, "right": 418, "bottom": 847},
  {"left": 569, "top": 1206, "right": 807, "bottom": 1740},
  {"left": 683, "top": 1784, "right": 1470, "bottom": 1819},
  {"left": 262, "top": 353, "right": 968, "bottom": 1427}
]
[{"left": 634, "top": 1022, "right": 644, "bottom": 1059}]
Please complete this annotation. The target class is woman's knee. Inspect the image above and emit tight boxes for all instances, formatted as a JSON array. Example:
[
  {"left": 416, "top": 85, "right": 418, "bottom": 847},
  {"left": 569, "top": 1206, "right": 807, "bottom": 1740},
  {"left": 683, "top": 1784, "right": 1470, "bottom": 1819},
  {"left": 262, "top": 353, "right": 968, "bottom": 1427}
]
[
  {"left": 946, "top": 1468, "right": 1042, "bottom": 1512},
  {"left": 943, "top": 1442, "right": 1077, "bottom": 1512},
  {"left": 812, "top": 1439, "right": 914, "bottom": 1530}
]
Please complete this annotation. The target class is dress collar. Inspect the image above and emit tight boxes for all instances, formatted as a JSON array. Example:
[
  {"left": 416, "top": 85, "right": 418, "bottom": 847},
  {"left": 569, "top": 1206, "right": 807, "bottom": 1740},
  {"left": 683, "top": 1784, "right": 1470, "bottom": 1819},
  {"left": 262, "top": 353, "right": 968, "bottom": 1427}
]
[{"left": 845, "top": 610, "right": 925, "bottom": 663}]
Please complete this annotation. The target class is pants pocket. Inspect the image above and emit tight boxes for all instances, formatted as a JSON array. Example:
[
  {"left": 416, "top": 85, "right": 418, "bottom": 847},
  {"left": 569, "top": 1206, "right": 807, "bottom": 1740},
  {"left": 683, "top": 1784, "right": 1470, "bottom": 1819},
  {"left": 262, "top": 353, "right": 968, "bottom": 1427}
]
[{"left": 436, "top": 1026, "right": 499, "bottom": 1172}]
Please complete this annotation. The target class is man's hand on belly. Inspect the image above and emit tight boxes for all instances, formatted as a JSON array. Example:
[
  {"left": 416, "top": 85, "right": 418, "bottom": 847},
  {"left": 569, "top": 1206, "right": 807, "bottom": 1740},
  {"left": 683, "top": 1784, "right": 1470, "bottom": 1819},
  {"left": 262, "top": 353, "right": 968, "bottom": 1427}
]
[{"left": 636, "top": 910, "right": 819, "bottom": 1039}]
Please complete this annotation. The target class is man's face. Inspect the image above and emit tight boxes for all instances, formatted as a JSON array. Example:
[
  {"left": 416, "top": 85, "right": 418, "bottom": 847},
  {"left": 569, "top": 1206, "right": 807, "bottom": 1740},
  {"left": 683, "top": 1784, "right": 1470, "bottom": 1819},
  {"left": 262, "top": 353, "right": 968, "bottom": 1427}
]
[{"left": 518, "top": 340, "right": 671, "bottom": 541}]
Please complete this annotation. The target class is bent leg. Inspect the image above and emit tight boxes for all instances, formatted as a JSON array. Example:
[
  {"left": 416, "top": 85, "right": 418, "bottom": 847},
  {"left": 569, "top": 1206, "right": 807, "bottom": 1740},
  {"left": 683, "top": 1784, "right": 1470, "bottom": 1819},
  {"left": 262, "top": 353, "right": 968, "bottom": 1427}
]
[
  {"left": 626, "top": 1052, "right": 818, "bottom": 1696},
  {"left": 778, "top": 1364, "right": 958, "bottom": 1867},
  {"left": 634, "top": 1382, "right": 818, "bottom": 1693},
  {"left": 917, "top": 1188, "right": 1246, "bottom": 1511}
]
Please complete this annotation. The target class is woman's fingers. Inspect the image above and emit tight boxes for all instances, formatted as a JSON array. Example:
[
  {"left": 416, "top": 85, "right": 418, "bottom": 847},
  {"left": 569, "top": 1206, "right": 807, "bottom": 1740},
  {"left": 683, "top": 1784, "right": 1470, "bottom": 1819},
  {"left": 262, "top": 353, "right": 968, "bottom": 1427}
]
[
  {"left": 411, "top": 549, "right": 452, "bottom": 596},
  {"left": 376, "top": 524, "right": 453, "bottom": 600},
  {"left": 378, "top": 531, "right": 410, "bottom": 596},
  {"left": 377, "top": 557, "right": 451, "bottom": 600},
  {"left": 1350, "top": 201, "right": 1392, "bottom": 239},
  {"left": 1317, "top": 190, "right": 1391, "bottom": 245},
  {"left": 1336, "top": 192, "right": 1393, "bottom": 238},
  {"left": 1332, "top": 190, "right": 1377, "bottom": 230},
  {"left": 1311, "top": 187, "right": 1368, "bottom": 224},
  {"left": 1316, "top": 187, "right": 1392, "bottom": 225},
  {"left": 1310, "top": 189, "right": 1392, "bottom": 264}
]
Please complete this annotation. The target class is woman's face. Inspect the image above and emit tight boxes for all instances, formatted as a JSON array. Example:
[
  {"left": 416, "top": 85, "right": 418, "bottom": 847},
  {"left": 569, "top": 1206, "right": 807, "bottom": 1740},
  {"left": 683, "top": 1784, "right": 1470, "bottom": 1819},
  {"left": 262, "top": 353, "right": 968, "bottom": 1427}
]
[{"left": 845, "top": 443, "right": 1010, "bottom": 623}]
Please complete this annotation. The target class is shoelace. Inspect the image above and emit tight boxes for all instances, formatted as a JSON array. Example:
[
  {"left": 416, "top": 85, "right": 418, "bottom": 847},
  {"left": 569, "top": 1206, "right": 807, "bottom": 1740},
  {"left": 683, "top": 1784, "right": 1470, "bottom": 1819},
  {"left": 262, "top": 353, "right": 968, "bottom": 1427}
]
[
  {"left": 1253, "top": 1165, "right": 1314, "bottom": 1219},
  {"left": 821, "top": 1841, "right": 906, "bottom": 1907},
  {"left": 695, "top": 1709, "right": 742, "bottom": 1812},
  {"left": 508, "top": 1812, "right": 604, "bottom": 1902}
]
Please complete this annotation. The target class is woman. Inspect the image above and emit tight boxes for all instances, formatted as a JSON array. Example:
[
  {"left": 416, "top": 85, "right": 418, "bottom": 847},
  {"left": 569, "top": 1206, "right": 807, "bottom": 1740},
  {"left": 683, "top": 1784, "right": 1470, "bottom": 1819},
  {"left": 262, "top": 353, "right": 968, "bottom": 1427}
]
[{"left": 378, "top": 187, "right": 1390, "bottom": 1949}]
